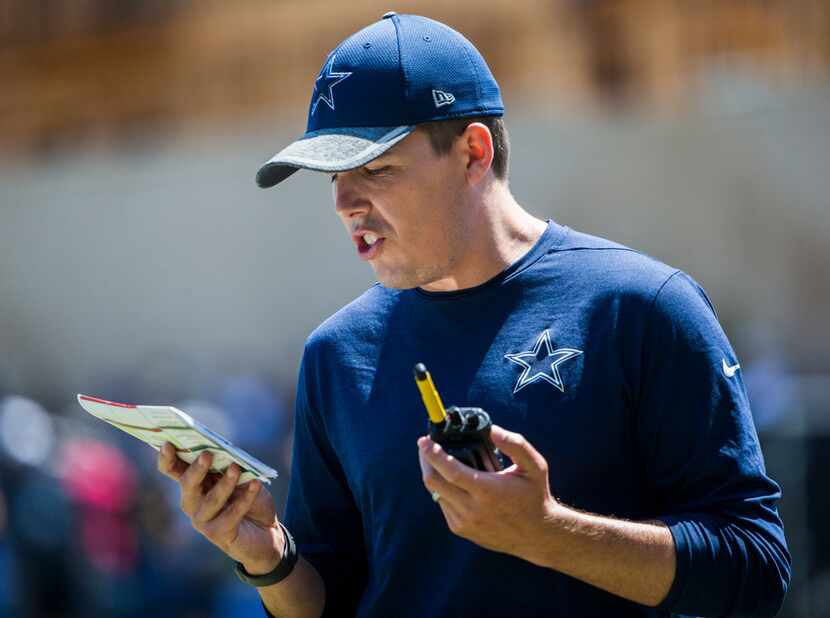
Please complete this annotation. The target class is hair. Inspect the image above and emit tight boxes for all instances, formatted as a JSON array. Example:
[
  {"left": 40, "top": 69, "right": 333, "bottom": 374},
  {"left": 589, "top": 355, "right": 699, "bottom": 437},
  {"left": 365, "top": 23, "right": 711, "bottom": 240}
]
[{"left": 418, "top": 115, "right": 509, "bottom": 181}]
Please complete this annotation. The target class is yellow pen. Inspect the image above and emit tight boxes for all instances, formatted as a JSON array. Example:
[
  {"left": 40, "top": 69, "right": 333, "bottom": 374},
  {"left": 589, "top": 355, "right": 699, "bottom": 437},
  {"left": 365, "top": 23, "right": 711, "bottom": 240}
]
[{"left": 413, "top": 363, "right": 446, "bottom": 424}]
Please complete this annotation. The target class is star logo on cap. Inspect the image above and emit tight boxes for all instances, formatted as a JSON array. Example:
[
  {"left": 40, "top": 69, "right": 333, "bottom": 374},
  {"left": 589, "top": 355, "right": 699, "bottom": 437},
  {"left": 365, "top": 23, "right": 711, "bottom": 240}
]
[
  {"left": 505, "top": 330, "right": 583, "bottom": 394},
  {"left": 311, "top": 54, "right": 353, "bottom": 116}
]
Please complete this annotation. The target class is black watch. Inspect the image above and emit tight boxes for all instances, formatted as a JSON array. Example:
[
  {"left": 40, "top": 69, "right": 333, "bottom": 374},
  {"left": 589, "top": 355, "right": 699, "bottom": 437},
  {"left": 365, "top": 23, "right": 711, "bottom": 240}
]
[{"left": 234, "top": 522, "right": 298, "bottom": 587}]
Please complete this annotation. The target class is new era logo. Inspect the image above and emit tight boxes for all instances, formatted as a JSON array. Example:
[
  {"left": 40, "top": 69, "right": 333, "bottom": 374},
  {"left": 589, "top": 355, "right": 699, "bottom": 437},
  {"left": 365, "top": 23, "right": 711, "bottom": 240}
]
[{"left": 432, "top": 89, "right": 456, "bottom": 108}]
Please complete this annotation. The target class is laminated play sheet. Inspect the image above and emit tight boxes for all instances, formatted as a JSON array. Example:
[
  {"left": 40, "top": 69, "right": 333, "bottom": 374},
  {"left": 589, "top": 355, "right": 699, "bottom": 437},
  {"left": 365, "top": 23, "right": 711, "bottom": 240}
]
[{"left": 77, "top": 394, "right": 278, "bottom": 485}]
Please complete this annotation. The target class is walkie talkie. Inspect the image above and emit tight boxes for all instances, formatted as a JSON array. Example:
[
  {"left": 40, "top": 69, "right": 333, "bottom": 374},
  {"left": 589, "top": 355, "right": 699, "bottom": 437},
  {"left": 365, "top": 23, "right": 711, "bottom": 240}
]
[{"left": 413, "top": 363, "right": 508, "bottom": 472}]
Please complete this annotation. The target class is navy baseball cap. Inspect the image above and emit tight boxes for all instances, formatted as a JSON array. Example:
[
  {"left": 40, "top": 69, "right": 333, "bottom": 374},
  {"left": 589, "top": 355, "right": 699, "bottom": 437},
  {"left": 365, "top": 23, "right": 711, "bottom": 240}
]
[{"left": 256, "top": 12, "right": 504, "bottom": 188}]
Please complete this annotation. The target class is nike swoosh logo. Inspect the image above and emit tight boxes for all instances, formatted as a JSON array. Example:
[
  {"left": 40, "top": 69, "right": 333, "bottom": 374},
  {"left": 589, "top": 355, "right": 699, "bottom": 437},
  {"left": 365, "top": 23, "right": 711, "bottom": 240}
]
[{"left": 722, "top": 358, "right": 741, "bottom": 378}]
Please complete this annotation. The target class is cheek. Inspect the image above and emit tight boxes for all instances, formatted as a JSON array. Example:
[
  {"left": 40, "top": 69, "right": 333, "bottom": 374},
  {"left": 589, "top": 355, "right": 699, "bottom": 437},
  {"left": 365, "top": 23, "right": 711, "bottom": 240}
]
[
  {"left": 399, "top": 197, "right": 451, "bottom": 249},
  {"left": 418, "top": 177, "right": 465, "bottom": 237},
  {"left": 384, "top": 164, "right": 463, "bottom": 254},
  {"left": 409, "top": 170, "right": 458, "bottom": 222}
]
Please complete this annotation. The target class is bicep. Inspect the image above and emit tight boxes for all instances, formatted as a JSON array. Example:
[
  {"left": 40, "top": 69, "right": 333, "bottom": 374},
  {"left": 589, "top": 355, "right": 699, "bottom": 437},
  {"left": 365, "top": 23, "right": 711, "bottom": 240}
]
[{"left": 634, "top": 271, "right": 790, "bottom": 616}]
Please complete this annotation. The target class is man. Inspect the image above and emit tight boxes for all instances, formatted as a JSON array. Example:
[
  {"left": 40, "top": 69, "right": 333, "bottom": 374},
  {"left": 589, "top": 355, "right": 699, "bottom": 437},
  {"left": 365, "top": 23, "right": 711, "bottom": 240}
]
[{"left": 158, "top": 13, "right": 791, "bottom": 617}]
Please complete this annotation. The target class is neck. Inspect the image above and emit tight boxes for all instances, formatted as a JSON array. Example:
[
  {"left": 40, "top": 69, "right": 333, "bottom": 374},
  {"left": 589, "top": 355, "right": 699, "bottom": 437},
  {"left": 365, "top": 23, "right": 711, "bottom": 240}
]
[{"left": 420, "top": 182, "right": 548, "bottom": 292}]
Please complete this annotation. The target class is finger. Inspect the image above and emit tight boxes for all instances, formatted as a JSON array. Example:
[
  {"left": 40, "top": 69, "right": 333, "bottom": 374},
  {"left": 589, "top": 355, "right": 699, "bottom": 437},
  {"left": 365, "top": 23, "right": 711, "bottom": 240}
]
[
  {"left": 158, "top": 443, "right": 189, "bottom": 480},
  {"left": 436, "top": 497, "right": 466, "bottom": 536},
  {"left": 179, "top": 451, "right": 213, "bottom": 515},
  {"left": 193, "top": 463, "right": 242, "bottom": 523},
  {"left": 418, "top": 448, "right": 471, "bottom": 508},
  {"left": 419, "top": 438, "right": 485, "bottom": 493},
  {"left": 203, "top": 471, "right": 223, "bottom": 493},
  {"left": 212, "top": 479, "right": 263, "bottom": 534},
  {"left": 490, "top": 426, "right": 548, "bottom": 478}
]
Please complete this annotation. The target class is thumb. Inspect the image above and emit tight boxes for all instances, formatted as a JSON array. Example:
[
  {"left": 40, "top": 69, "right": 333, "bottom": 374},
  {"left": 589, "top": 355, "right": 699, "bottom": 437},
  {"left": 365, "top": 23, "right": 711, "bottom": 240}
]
[{"left": 490, "top": 425, "right": 548, "bottom": 479}]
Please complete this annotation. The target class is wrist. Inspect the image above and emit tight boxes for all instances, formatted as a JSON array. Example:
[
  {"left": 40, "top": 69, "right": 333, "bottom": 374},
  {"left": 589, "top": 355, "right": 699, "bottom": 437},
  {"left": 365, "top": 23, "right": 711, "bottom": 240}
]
[
  {"left": 242, "top": 524, "right": 286, "bottom": 575},
  {"left": 235, "top": 522, "right": 298, "bottom": 587},
  {"left": 522, "top": 500, "right": 574, "bottom": 568}
]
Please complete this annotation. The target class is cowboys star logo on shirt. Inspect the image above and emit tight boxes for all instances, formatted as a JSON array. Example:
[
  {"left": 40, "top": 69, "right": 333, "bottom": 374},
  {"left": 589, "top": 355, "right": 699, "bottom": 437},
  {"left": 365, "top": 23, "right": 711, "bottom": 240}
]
[{"left": 505, "top": 330, "right": 583, "bottom": 394}]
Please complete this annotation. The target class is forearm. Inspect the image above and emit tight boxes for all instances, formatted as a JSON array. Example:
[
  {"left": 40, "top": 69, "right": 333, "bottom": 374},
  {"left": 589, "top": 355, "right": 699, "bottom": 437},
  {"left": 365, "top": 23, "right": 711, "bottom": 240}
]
[
  {"left": 252, "top": 555, "right": 326, "bottom": 618},
  {"left": 526, "top": 506, "right": 676, "bottom": 607}
]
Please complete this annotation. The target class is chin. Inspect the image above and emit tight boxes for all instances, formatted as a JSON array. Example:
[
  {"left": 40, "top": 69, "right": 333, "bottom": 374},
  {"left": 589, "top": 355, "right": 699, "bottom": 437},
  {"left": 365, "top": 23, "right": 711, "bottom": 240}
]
[
  {"left": 374, "top": 272, "right": 420, "bottom": 290},
  {"left": 371, "top": 264, "right": 427, "bottom": 290}
]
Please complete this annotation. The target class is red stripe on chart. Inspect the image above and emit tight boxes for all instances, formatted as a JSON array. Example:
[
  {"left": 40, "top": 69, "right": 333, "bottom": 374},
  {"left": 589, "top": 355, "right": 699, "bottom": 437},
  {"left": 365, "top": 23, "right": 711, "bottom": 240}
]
[{"left": 79, "top": 395, "right": 137, "bottom": 409}]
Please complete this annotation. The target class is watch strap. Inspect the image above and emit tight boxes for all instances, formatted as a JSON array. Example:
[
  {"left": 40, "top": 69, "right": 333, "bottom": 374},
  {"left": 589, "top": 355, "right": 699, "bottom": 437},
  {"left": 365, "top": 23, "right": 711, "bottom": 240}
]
[{"left": 234, "top": 522, "right": 298, "bottom": 587}]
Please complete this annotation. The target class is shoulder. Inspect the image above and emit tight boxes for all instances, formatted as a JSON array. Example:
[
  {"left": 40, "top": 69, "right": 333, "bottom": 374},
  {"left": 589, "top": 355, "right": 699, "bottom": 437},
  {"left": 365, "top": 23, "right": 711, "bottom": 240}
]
[
  {"left": 545, "top": 225, "right": 721, "bottom": 327},
  {"left": 550, "top": 226, "right": 683, "bottom": 303}
]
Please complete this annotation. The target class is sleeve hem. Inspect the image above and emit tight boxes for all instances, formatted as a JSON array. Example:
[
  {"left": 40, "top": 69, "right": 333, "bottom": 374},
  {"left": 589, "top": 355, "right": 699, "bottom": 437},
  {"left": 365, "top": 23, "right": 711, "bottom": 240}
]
[{"left": 655, "top": 515, "right": 692, "bottom": 611}]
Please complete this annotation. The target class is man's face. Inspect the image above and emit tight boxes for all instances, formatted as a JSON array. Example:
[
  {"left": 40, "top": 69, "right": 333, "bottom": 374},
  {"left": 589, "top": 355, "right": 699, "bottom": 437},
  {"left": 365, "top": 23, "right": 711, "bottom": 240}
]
[{"left": 331, "top": 128, "right": 470, "bottom": 289}]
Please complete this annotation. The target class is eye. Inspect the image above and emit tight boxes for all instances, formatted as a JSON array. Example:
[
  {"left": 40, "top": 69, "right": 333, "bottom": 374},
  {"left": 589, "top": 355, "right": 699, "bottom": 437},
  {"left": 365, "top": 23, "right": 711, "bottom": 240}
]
[{"left": 364, "top": 165, "right": 390, "bottom": 176}]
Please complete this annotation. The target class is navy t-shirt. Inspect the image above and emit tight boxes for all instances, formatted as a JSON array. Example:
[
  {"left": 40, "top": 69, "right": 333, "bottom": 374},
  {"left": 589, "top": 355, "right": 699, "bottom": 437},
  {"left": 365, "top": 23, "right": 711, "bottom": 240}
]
[{"left": 273, "top": 220, "right": 790, "bottom": 617}]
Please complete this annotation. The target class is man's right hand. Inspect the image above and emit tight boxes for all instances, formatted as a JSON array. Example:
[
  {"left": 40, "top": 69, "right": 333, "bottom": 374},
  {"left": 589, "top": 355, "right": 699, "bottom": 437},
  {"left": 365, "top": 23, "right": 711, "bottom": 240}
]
[{"left": 158, "top": 442, "right": 284, "bottom": 575}]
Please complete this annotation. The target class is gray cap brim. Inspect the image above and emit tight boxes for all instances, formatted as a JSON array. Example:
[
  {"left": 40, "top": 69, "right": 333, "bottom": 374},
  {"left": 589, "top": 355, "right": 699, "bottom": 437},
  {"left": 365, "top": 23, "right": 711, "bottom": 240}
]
[{"left": 256, "top": 125, "right": 414, "bottom": 188}]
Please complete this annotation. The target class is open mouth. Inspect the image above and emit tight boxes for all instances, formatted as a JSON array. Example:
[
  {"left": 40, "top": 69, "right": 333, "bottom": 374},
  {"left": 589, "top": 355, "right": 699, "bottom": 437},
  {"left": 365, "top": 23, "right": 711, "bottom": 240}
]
[{"left": 356, "top": 232, "right": 385, "bottom": 260}]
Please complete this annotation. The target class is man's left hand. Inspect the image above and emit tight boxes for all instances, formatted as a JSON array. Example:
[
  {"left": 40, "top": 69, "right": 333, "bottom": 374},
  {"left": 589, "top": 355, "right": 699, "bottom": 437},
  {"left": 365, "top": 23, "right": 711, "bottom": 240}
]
[{"left": 417, "top": 425, "right": 564, "bottom": 564}]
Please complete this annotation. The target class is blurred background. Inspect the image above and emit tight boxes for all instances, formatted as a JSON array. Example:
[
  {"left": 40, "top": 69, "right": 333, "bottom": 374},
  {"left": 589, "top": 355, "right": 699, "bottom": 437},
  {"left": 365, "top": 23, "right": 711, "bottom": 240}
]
[{"left": 1, "top": 0, "right": 828, "bottom": 616}]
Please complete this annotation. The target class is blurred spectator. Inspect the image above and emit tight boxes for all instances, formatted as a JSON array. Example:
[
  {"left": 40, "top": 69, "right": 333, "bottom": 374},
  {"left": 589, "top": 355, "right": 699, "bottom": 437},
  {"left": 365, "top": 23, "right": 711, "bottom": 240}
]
[
  {"left": 0, "top": 485, "right": 21, "bottom": 615},
  {"left": 0, "top": 397, "right": 56, "bottom": 468},
  {"left": 7, "top": 467, "right": 77, "bottom": 616}
]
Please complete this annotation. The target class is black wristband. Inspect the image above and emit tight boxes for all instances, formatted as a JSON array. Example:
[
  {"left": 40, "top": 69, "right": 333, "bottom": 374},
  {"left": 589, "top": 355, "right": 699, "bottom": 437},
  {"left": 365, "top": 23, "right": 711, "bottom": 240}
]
[{"left": 234, "top": 522, "right": 298, "bottom": 587}]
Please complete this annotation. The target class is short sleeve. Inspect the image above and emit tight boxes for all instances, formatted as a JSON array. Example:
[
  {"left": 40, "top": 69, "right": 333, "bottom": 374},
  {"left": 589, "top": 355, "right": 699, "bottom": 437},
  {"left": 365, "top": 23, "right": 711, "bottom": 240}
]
[
  {"left": 280, "top": 348, "right": 367, "bottom": 616},
  {"left": 635, "top": 271, "right": 791, "bottom": 617}
]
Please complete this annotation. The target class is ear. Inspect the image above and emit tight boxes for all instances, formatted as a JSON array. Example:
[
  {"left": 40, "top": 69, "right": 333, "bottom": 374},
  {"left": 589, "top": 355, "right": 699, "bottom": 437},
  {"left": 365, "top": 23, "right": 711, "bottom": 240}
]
[{"left": 460, "top": 122, "right": 494, "bottom": 185}]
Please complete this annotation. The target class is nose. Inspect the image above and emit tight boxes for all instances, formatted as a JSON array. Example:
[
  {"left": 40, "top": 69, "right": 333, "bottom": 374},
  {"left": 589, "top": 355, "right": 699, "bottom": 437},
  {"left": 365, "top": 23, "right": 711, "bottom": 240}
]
[{"left": 332, "top": 173, "right": 370, "bottom": 219}]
